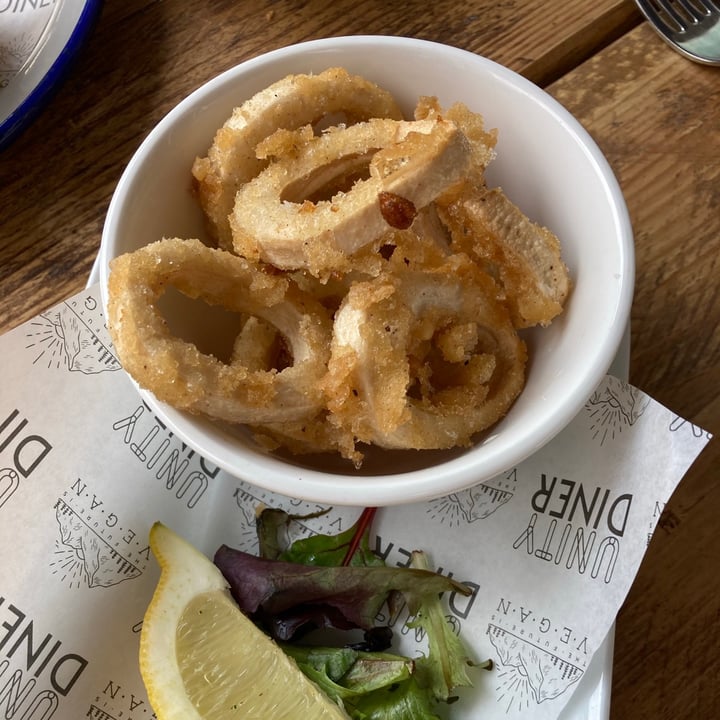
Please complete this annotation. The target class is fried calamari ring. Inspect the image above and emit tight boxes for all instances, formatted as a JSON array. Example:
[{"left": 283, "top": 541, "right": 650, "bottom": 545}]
[
  {"left": 283, "top": 203, "right": 454, "bottom": 316},
  {"left": 379, "top": 204, "right": 452, "bottom": 272},
  {"left": 192, "top": 67, "right": 404, "bottom": 250},
  {"left": 248, "top": 412, "right": 356, "bottom": 464},
  {"left": 438, "top": 185, "right": 571, "bottom": 328},
  {"left": 282, "top": 203, "right": 454, "bottom": 313},
  {"left": 414, "top": 96, "right": 498, "bottom": 185},
  {"left": 107, "top": 238, "right": 333, "bottom": 424},
  {"left": 229, "top": 117, "right": 471, "bottom": 278},
  {"left": 230, "top": 316, "right": 285, "bottom": 372},
  {"left": 321, "top": 255, "right": 527, "bottom": 460},
  {"left": 412, "top": 95, "right": 571, "bottom": 327},
  {"left": 108, "top": 70, "right": 570, "bottom": 467}
]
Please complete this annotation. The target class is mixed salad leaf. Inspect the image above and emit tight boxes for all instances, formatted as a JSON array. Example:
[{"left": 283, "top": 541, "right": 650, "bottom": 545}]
[
  {"left": 256, "top": 506, "right": 382, "bottom": 567},
  {"left": 213, "top": 507, "right": 491, "bottom": 719}
]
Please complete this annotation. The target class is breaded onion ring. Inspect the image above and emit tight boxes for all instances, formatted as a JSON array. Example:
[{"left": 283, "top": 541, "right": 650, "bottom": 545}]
[
  {"left": 322, "top": 255, "right": 527, "bottom": 460},
  {"left": 229, "top": 117, "right": 471, "bottom": 278},
  {"left": 192, "top": 67, "right": 404, "bottom": 250},
  {"left": 438, "top": 185, "right": 570, "bottom": 328},
  {"left": 107, "top": 238, "right": 333, "bottom": 424}
]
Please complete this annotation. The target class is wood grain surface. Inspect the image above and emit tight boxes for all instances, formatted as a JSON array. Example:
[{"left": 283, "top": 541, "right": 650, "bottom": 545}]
[
  {"left": 549, "top": 22, "right": 720, "bottom": 720},
  {"left": 1, "top": 1, "right": 718, "bottom": 718}
]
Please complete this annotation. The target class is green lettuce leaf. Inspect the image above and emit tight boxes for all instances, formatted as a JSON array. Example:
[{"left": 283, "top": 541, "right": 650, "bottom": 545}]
[
  {"left": 408, "top": 551, "right": 490, "bottom": 702},
  {"left": 256, "top": 507, "right": 331, "bottom": 561},
  {"left": 282, "top": 645, "right": 441, "bottom": 720},
  {"left": 350, "top": 677, "right": 442, "bottom": 720},
  {"left": 276, "top": 514, "right": 384, "bottom": 568}
]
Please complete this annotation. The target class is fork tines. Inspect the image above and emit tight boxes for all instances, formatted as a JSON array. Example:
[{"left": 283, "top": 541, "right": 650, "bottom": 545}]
[{"left": 639, "top": 0, "right": 719, "bottom": 33}]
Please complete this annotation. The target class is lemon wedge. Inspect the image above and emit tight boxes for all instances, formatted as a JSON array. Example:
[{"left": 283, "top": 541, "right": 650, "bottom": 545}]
[{"left": 139, "top": 522, "right": 351, "bottom": 719}]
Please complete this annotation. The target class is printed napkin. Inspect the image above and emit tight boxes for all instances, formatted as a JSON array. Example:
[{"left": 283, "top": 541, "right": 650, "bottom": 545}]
[{"left": 0, "top": 284, "right": 710, "bottom": 720}]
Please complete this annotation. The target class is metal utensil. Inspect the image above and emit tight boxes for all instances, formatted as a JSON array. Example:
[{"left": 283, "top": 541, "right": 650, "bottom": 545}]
[{"left": 635, "top": 0, "right": 720, "bottom": 65}]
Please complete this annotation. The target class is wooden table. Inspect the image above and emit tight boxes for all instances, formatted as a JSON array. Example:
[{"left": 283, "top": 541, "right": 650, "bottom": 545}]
[{"left": 1, "top": 2, "right": 718, "bottom": 718}]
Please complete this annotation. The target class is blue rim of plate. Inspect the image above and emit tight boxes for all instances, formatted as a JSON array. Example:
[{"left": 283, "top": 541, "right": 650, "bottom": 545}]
[{"left": 0, "top": 0, "right": 103, "bottom": 151}]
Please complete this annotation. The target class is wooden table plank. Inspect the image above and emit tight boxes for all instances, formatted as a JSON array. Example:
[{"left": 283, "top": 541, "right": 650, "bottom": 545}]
[
  {"left": 548, "top": 21, "right": 720, "bottom": 720},
  {"left": 549, "top": 22, "right": 720, "bottom": 418},
  {"left": 99, "top": 0, "right": 640, "bottom": 85},
  {"left": 0, "top": 0, "right": 637, "bottom": 334}
]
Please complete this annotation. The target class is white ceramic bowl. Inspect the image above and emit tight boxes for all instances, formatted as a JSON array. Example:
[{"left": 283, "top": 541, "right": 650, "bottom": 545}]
[{"left": 99, "top": 36, "right": 634, "bottom": 507}]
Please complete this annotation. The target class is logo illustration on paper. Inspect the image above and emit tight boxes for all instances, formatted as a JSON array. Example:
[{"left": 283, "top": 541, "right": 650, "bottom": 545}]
[
  {"left": 230, "top": 487, "right": 264, "bottom": 551},
  {"left": 87, "top": 678, "right": 151, "bottom": 720},
  {"left": 25, "top": 296, "right": 120, "bottom": 374},
  {"left": 50, "top": 480, "right": 148, "bottom": 589},
  {"left": 428, "top": 469, "right": 517, "bottom": 526},
  {"left": 585, "top": 376, "right": 650, "bottom": 445},
  {"left": 52, "top": 500, "right": 142, "bottom": 588},
  {"left": 487, "top": 623, "right": 583, "bottom": 712}
]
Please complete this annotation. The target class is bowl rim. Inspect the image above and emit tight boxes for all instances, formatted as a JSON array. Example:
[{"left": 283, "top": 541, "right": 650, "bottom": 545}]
[{"left": 100, "top": 35, "right": 635, "bottom": 507}]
